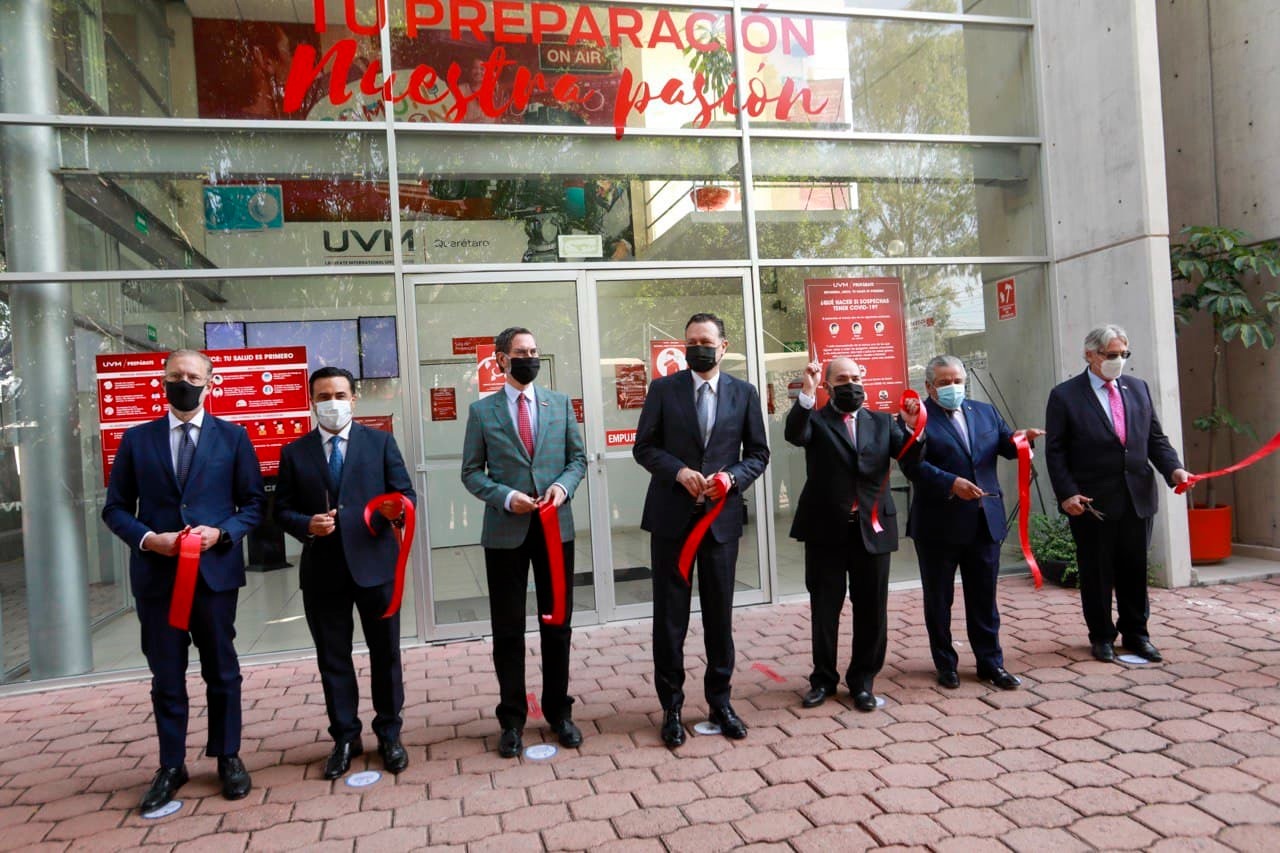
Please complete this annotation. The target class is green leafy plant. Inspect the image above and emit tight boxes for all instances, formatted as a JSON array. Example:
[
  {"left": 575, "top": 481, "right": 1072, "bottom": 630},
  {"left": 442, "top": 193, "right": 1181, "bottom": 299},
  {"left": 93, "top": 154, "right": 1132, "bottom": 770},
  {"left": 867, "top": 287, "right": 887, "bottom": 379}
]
[
  {"left": 1170, "top": 226, "right": 1280, "bottom": 507},
  {"left": 1029, "top": 513, "right": 1078, "bottom": 588},
  {"left": 683, "top": 21, "right": 734, "bottom": 107}
]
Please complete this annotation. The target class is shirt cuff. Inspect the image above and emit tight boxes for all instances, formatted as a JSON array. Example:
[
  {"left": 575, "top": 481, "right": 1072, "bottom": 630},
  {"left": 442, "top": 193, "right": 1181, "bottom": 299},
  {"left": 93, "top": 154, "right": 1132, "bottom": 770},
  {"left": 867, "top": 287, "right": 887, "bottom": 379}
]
[
  {"left": 549, "top": 483, "right": 568, "bottom": 500},
  {"left": 503, "top": 490, "right": 516, "bottom": 511},
  {"left": 798, "top": 391, "right": 816, "bottom": 410},
  {"left": 139, "top": 531, "right": 154, "bottom": 551}
]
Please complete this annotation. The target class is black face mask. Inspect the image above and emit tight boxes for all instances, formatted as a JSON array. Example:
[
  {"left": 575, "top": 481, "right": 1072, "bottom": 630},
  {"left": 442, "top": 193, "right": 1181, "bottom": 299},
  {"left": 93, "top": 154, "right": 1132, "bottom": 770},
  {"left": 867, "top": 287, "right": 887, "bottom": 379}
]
[
  {"left": 506, "top": 356, "right": 540, "bottom": 385},
  {"left": 685, "top": 345, "right": 720, "bottom": 374},
  {"left": 829, "top": 382, "right": 865, "bottom": 414},
  {"left": 165, "top": 380, "right": 204, "bottom": 412}
]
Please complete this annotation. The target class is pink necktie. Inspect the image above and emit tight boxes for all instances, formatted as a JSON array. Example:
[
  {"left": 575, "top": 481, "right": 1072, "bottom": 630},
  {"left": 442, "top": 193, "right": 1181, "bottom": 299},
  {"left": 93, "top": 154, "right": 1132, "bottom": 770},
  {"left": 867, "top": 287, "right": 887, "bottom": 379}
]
[
  {"left": 517, "top": 393, "right": 535, "bottom": 456},
  {"left": 844, "top": 412, "right": 856, "bottom": 448},
  {"left": 1106, "top": 381, "right": 1126, "bottom": 445}
]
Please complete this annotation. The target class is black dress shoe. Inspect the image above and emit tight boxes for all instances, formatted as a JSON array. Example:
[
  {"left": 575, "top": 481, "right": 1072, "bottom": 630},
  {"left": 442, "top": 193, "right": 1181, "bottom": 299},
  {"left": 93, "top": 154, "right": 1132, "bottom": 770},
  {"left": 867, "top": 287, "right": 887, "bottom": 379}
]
[
  {"left": 937, "top": 670, "right": 960, "bottom": 689},
  {"left": 139, "top": 765, "right": 188, "bottom": 813},
  {"left": 323, "top": 739, "right": 363, "bottom": 780},
  {"left": 377, "top": 738, "right": 409, "bottom": 774},
  {"left": 217, "top": 754, "right": 251, "bottom": 800},
  {"left": 1123, "top": 639, "right": 1164, "bottom": 662},
  {"left": 801, "top": 686, "right": 835, "bottom": 708},
  {"left": 852, "top": 690, "right": 878, "bottom": 712},
  {"left": 498, "top": 727, "right": 523, "bottom": 758},
  {"left": 979, "top": 667, "right": 1022, "bottom": 691},
  {"left": 660, "top": 708, "right": 685, "bottom": 748},
  {"left": 1091, "top": 641, "right": 1117, "bottom": 663},
  {"left": 709, "top": 705, "right": 748, "bottom": 740},
  {"left": 549, "top": 718, "right": 583, "bottom": 748}
]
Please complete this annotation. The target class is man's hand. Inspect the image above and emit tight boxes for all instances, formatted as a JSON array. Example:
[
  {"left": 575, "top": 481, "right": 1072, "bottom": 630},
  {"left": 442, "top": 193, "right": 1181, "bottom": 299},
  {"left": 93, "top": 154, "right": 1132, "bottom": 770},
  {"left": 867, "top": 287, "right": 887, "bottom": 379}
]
[
  {"left": 800, "top": 360, "right": 821, "bottom": 397},
  {"left": 703, "top": 474, "right": 731, "bottom": 502},
  {"left": 538, "top": 484, "right": 568, "bottom": 508},
  {"left": 676, "top": 467, "right": 707, "bottom": 498},
  {"left": 950, "top": 477, "right": 986, "bottom": 501},
  {"left": 1022, "top": 428, "right": 1047, "bottom": 441},
  {"left": 901, "top": 395, "right": 921, "bottom": 431},
  {"left": 308, "top": 510, "right": 338, "bottom": 536},
  {"left": 189, "top": 525, "right": 221, "bottom": 552},
  {"left": 1061, "top": 494, "right": 1092, "bottom": 516},
  {"left": 377, "top": 499, "right": 404, "bottom": 521},
  {"left": 1171, "top": 469, "right": 1194, "bottom": 489},
  {"left": 509, "top": 492, "right": 538, "bottom": 514},
  {"left": 146, "top": 531, "right": 182, "bottom": 557}
]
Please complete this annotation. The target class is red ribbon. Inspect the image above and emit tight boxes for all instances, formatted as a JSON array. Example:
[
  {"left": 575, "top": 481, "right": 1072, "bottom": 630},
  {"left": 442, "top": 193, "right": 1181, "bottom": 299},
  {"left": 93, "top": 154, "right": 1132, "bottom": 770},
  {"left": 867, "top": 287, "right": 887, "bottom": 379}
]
[
  {"left": 1012, "top": 430, "right": 1043, "bottom": 589},
  {"left": 168, "top": 526, "right": 201, "bottom": 631},
  {"left": 676, "top": 472, "right": 733, "bottom": 585},
  {"left": 537, "top": 501, "right": 568, "bottom": 626},
  {"left": 1174, "top": 430, "right": 1280, "bottom": 495},
  {"left": 363, "top": 493, "right": 416, "bottom": 619},
  {"left": 870, "top": 390, "right": 928, "bottom": 534}
]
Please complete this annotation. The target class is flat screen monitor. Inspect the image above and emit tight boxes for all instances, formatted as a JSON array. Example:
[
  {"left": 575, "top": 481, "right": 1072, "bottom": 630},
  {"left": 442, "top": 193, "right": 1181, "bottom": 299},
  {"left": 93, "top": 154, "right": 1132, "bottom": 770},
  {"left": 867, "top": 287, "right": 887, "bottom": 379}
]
[
  {"left": 204, "top": 321, "right": 246, "bottom": 350},
  {"left": 359, "top": 316, "right": 399, "bottom": 379},
  {"left": 246, "top": 319, "right": 359, "bottom": 377}
]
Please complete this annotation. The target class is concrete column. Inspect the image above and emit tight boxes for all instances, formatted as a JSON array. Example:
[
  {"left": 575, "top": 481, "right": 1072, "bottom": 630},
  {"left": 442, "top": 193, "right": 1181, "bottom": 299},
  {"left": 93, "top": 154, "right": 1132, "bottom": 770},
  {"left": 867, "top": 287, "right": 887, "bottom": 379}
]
[{"left": 0, "top": 0, "right": 94, "bottom": 676}]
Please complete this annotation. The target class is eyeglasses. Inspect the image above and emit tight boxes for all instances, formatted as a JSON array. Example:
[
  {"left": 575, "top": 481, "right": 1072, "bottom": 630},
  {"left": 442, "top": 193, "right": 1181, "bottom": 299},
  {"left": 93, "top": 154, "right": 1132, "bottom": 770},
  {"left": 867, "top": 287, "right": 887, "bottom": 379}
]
[{"left": 1098, "top": 351, "right": 1132, "bottom": 361}]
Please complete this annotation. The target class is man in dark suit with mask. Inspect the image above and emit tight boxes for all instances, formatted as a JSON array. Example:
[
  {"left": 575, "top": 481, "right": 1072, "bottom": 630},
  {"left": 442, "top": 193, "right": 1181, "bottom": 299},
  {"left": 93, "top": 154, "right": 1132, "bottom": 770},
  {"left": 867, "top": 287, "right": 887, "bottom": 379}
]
[
  {"left": 785, "top": 357, "right": 921, "bottom": 711},
  {"left": 1046, "top": 324, "right": 1191, "bottom": 663},
  {"left": 275, "top": 367, "right": 416, "bottom": 779},
  {"left": 634, "top": 313, "right": 770, "bottom": 747}
]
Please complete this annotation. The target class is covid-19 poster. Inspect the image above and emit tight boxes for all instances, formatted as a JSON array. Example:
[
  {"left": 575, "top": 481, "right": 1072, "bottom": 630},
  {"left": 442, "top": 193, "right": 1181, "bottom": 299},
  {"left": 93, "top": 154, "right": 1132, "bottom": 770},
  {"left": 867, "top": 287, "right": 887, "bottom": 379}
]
[{"left": 804, "top": 277, "right": 908, "bottom": 413}]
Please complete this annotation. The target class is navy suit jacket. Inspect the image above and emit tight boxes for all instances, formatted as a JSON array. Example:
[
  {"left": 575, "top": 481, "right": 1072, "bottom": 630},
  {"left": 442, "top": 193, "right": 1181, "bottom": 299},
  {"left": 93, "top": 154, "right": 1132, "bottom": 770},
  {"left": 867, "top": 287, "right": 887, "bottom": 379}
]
[
  {"left": 633, "top": 370, "right": 770, "bottom": 543},
  {"left": 102, "top": 413, "right": 265, "bottom": 599},
  {"left": 903, "top": 397, "right": 1016, "bottom": 545},
  {"left": 274, "top": 423, "right": 416, "bottom": 590},
  {"left": 1045, "top": 370, "right": 1183, "bottom": 519}
]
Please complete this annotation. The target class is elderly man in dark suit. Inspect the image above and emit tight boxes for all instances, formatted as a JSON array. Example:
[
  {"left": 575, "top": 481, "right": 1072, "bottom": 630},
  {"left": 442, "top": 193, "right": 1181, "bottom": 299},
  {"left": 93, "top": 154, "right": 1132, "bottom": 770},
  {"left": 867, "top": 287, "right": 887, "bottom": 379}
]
[
  {"left": 103, "top": 348, "right": 265, "bottom": 812},
  {"left": 902, "top": 355, "right": 1043, "bottom": 691},
  {"left": 1046, "top": 324, "right": 1192, "bottom": 663},
  {"left": 275, "top": 366, "right": 417, "bottom": 779},
  {"left": 634, "top": 312, "right": 770, "bottom": 747},
  {"left": 786, "top": 357, "right": 920, "bottom": 711}
]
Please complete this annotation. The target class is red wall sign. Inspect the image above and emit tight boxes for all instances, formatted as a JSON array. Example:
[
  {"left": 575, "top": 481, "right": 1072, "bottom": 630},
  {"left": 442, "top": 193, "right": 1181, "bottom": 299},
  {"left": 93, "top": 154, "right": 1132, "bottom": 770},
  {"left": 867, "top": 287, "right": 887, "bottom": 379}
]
[
  {"left": 430, "top": 387, "right": 458, "bottom": 421},
  {"left": 804, "top": 278, "right": 908, "bottom": 413},
  {"left": 650, "top": 339, "right": 687, "bottom": 380},
  {"left": 452, "top": 336, "right": 493, "bottom": 355},
  {"left": 606, "top": 428, "right": 637, "bottom": 447},
  {"left": 355, "top": 414, "right": 395, "bottom": 432},
  {"left": 475, "top": 344, "right": 506, "bottom": 395},
  {"left": 996, "top": 276, "right": 1017, "bottom": 321},
  {"left": 571, "top": 397, "right": 584, "bottom": 423},
  {"left": 615, "top": 363, "right": 647, "bottom": 409}
]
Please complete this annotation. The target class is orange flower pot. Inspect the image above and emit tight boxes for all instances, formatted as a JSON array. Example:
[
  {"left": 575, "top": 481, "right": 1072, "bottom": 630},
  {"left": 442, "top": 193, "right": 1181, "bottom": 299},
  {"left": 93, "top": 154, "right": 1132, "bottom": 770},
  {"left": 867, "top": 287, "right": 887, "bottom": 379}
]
[{"left": 1188, "top": 504, "right": 1233, "bottom": 564}]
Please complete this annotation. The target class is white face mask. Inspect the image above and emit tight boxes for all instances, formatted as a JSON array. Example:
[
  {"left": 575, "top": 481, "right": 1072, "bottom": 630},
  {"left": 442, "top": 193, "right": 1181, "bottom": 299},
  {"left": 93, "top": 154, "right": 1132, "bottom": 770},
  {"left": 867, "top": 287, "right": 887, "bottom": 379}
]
[
  {"left": 314, "top": 399, "right": 352, "bottom": 432},
  {"left": 1099, "top": 356, "right": 1126, "bottom": 380}
]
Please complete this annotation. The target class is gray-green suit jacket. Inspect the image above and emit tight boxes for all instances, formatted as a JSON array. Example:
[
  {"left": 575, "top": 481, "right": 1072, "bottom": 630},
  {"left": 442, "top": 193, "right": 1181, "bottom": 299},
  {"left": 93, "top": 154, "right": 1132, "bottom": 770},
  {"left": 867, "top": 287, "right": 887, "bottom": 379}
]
[{"left": 460, "top": 385, "right": 588, "bottom": 549}]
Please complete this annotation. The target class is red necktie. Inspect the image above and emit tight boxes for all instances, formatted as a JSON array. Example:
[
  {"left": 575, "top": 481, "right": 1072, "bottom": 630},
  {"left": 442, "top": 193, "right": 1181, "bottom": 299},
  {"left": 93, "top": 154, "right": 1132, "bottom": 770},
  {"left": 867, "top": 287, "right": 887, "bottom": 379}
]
[
  {"left": 1106, "top": 381, "right": 1126, "bottom": 445},
  {"left": 517, "top": 393, "right": 535, "bottom": 456}
]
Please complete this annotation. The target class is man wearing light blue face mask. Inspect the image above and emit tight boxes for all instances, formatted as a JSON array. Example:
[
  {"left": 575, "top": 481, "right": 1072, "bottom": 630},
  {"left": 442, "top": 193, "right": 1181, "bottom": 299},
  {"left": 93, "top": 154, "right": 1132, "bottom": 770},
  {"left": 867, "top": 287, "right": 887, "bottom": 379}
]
[{"left": 901, "top": 355, "right": 1044, "bottom": 691}]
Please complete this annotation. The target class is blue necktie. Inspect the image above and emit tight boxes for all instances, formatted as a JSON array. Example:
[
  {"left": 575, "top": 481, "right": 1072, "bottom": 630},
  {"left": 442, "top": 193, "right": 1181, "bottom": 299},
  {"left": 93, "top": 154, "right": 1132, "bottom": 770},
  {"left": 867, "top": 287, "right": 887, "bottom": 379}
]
[
  {"left": 697, "top": 382, "right": 714, "bottom": 446},
  {"left": 328, "top": 435, "right": 344, "bottom": 485},
  {"left": 176, "top": 422, "right": 195, "bottom": 488}
]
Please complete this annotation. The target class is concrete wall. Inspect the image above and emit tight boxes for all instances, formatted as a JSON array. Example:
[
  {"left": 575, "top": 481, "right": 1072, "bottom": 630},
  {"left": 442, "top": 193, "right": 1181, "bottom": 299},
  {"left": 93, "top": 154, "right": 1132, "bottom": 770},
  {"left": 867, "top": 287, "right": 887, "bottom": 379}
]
[
  {"left": 1035, "top": 0, "right": 1192, "bottom": 586},
  {"left": 1158, "top": 0, "right": 1280, "bottom": 550}
]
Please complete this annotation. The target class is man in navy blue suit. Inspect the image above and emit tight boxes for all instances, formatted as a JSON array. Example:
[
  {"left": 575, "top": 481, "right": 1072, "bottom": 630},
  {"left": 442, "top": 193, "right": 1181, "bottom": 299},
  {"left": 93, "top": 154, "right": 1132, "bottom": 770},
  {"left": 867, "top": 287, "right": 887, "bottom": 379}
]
[
  {"left": 634, "top": 313, "right": 770, "bottom": 747},
  {"left": 1046, "top": 325, "right": 1191, "bottom": 663},
  {"left": 103, "top": 349, "right": 265, "bottom": 813},
  {"left": 902, "top": 355, "right": 1043, "bottom": 691},
  {"left": 275, "top": 367, "right": 416, "bottom": 779}
]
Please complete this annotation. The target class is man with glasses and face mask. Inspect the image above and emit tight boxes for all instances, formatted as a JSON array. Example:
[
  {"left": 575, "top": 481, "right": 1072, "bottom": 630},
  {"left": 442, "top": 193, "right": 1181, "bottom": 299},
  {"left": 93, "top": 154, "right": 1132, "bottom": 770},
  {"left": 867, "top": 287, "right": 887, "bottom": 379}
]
[
  {"left": 275, "top": 367, "right": 416, "bottom": 779},
  {"left": 1046, "top": 325, "right": 1192, "bottom": 663},
  {"left": 103, "top": 349, "right": 265, "bottom": 813},
  {"left": 786, "top": 357, "right": 921, "bottom": 711}
]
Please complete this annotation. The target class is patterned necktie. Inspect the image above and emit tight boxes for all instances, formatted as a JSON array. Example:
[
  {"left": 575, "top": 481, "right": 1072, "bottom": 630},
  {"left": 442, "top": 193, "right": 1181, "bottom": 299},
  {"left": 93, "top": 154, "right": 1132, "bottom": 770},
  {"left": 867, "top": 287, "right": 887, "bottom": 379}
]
[
  {"left": 951, "top": 408, "right": 969, "bottom": 449},
  {"left": 1106, "top": 381, "right": 1126, "bottom": 445},
  {"left": 328, "top": 434, "right": 344, "bottom": 484},
  {"left": 176, "top": 422, "right": 195, "bottom": 488},
  {"left": 844, "top": 412, "right": 856, "bottom": 449},
  {"left": 697, "top": 382, "right": 714, "bottom": 446},
  {"left": 517, "top": 393, "right": 535, "bottom": 456}
]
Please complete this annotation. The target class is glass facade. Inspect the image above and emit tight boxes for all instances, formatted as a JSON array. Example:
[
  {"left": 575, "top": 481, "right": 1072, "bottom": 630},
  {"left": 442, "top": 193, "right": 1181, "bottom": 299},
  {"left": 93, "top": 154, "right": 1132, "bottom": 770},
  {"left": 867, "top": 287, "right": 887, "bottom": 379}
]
[{"left": 0, "top": 0, "right": 1046, "bottom": 685}]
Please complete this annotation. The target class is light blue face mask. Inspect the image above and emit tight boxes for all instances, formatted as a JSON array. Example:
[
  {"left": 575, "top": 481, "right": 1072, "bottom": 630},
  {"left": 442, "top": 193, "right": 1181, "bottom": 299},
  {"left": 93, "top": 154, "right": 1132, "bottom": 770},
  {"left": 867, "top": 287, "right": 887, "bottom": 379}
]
[{"left": 935, "top": 383, "right": 965, "bottom": 410}]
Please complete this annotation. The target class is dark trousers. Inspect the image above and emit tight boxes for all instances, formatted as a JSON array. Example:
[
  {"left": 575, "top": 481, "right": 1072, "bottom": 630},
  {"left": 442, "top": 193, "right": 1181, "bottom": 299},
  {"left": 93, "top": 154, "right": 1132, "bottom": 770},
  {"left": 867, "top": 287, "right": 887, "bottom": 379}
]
[
  {"left": 136, "top": 579, "right": 241, "bottom": 768},
  {"left": 1069, "top": 495, "right": 1153, "bottom": 644},
  {"left": 484, "top": 518, "right": 574, "bottom": 729},
  {"left": 805, "top": 524, "right": 890, "bottom": 694},
  {"left": 915, "top": 535, "right": 1004, "bottom": 674},
  {"left": 652, "top": 528, "right": 739, "bottom": 710},
  {"left": 302, "top": 565, "right": 404, "bottom": 744}
]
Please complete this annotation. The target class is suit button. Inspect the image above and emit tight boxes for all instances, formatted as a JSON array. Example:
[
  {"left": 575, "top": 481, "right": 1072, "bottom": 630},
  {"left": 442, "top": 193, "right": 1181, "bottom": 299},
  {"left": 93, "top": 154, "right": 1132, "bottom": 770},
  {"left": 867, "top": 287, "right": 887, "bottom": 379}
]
[{"left": 182, "top": 504, "right": 188, "bottom": 509}]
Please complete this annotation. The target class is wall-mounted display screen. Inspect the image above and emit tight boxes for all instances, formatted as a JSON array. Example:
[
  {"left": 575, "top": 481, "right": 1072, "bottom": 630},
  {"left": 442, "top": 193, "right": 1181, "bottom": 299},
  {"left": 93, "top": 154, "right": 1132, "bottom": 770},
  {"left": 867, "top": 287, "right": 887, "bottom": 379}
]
[
  {"left": 359, "top": 316, "right": 399, "bottom": 379},
  {"left": 204, "top": 317, "right": 398, "bottom": 379}
]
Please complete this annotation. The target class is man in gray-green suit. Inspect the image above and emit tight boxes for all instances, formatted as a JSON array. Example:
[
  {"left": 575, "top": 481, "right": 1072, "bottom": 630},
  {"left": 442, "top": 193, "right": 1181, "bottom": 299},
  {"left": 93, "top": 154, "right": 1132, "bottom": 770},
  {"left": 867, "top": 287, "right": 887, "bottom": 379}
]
[{"left": 461, "top": 327, "right": 588, "bottom": 758}]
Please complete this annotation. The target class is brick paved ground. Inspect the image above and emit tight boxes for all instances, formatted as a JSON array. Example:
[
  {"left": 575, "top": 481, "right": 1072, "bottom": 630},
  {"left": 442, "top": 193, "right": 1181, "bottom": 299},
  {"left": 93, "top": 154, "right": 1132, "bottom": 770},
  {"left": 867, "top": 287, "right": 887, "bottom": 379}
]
[{"left": 3, "top": 577, "right": 1280, "bottom": 851}]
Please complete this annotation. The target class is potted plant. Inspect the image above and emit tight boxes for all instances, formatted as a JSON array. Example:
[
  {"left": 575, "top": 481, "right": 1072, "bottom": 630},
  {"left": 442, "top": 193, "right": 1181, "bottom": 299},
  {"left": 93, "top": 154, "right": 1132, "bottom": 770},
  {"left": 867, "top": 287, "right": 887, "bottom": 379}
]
[
  {"left": 1170, "top": 226, "right": 1280, "bottom": 562},
  {"left": 683, "top": 21, "right": 736, "bottom": 211},
  {"left": 1029, "top": 513, "right": 1078, "bottom": 588}
]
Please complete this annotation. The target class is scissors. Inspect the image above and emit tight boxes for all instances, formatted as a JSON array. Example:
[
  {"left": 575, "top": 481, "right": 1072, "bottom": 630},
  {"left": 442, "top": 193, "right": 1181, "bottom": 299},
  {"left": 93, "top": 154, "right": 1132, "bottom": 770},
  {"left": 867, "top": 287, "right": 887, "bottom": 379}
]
[{"left": 1083, "top": 501, "right": 1106, "bottom": 521}]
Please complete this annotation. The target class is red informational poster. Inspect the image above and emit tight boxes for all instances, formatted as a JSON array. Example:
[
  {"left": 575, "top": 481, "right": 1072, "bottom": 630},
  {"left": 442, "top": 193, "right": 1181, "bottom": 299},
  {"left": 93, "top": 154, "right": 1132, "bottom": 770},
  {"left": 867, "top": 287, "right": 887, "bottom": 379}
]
[
  {"left": 804, "top": 278, "right": 908, "bottom": 413},
  {"left": 571, "top": 398, "right": 585, "bottom": 424},
  {"left": 615, "top": 363, "right": 647, "bottom": 409},
  {"left": 996, "top": 276, "right": 1017, "bottom": 321},
  {"left": 650, "top": 339, "right": 687, "bottom": 381},
  {"left": 452, "top": 336, "right": 493, "bottom": 355},
  {"left": 605, "top": 428, "right": 637, "bottom": 448},
  {"left": 430, "top": 388, "right": 458, "bottom": 421},
  {"left": 355, "top": 414, "right": 394, "bottom": 433},
  {"left": 95, "top": 347, "right": 312, "bottom": 483},
  {"left": 767, "top": 383, "right": 776, "bottom": 415},
  {"left": 475, "top": 344, "right": 505, "bottom": 396}
]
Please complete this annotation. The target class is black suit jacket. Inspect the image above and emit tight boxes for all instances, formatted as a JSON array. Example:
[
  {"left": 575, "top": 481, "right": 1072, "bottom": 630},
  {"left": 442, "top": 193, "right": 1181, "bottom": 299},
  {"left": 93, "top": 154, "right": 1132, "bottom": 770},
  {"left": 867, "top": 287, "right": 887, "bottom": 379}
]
[
  {"left": 785, "top": 401, "right": 922, "bottom": 554},
  {"left": 633, "top": 370, "right": 770, "bottom": 543},
  {"left": 275, "top": 423, "right": 417, "bottom": 589},
  {"left": 1045, "top": 370, "right": 1183, "bottom": 519}
]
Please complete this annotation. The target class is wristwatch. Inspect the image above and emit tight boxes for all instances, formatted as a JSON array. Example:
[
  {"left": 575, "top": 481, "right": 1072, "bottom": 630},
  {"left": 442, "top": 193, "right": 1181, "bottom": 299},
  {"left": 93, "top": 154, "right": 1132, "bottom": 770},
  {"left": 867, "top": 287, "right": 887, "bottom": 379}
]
[
  {"left": 726, "top": 472, "right": 737, "bottom": 491},
  {"left": 217, "top": 528, "right": 231, "bottom": 546}
]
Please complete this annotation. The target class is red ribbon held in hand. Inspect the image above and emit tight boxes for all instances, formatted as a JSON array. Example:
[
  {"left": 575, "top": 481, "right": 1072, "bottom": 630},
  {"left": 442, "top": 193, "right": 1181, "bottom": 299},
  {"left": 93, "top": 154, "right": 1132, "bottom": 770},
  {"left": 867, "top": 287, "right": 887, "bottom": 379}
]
[
  {"left": 537, "top": 501, "right": 568, "bottom": 626},
  {"left": 1011, "top": 430, "right": 1043, "bottom": 589},
  {"left": 363, "top": 493, "right": 416, "bottom": 619},
  {"left": 677, "top": 472, "right": 733, "bottom": 585},
  {"left": 870, "top": 390, "right": 928, "bottom": 534},
  {"left": 168, "top": 526, "right": 201, "bottom": 631},
  {"left": 1174, "top": 430, "right": 1280, "bottom": 495}
]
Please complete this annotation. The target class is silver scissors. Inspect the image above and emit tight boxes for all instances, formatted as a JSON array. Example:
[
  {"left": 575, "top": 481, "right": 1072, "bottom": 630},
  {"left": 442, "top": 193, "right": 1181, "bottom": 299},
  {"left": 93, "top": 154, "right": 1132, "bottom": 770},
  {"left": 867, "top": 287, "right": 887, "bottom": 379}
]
[{"left": 1083, "top": 501, "right": 1106, "bottom": 521}]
